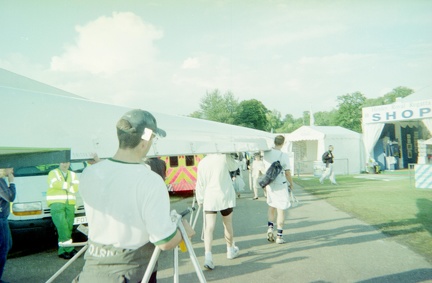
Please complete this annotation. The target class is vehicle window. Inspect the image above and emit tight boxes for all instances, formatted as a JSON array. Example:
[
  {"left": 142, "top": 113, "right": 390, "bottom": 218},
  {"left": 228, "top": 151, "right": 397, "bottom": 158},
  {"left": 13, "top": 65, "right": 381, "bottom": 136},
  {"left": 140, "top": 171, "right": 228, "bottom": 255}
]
[
  {"left": 14, "top": 161, "right": 87, "bottom": 177},
  {"left": 14, "top": 166, "right": 44, "bottom": 177},
  {"left": 169, "top": 156, "right": 179, "bottom": 168},
  {"left": 185, "top": 155, "right": 195, "bottom": 166},
  {"left": 69, "top": 162, "right": 87, "bottom": 172}
]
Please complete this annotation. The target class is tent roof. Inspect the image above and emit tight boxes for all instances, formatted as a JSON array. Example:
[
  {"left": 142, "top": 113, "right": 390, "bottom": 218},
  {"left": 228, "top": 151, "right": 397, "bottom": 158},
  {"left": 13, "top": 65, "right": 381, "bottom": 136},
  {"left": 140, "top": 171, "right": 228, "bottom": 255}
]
[
  {"left": 400, "top": 91, "right": 431, "bottom": 102},
  {"left": 286, "top": 126, "right": 361, "bottom": 141},
  {"left": 1, "top": 72, "right": 275, "bottom": 166},
  {"left": 0, "top": 68, "right": 83, "bottom": 99}
]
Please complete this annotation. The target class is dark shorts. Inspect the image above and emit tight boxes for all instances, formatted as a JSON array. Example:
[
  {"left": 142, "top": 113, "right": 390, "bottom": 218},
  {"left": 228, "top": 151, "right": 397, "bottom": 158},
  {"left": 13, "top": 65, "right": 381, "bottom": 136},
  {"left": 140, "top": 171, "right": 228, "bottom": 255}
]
[{"left": 205, "top": 207, "right": 233, "bottom": 217}]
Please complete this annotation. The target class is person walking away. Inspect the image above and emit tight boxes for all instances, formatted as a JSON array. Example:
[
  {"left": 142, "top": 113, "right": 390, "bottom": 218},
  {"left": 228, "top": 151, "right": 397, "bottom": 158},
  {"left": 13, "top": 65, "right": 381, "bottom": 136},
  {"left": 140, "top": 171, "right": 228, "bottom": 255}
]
[
  {"left": 195, "top": 153, "right": 240, "bottom": 270},
  {"left": 230, "top": 167, "right": 245, "bottom": 198},
  {"left": 319, "top": 145, "right": 337, "bottom": 185},
  {"left": 251, "top": 153, "right": 266, "bottom": 200},
  {"left": 262, "top": 135, "right": 294, "bottom": 244},
  {"left": 145, "top": 157, "right": 167, "bottom": 180},
  {"left": 0, "top": 168, "right": 16, "bottom": 283},
  {"left": 74, "top": 109, "right": 194, "bottom": 283},
  {"left": 47, "top": 161, "right": 79, "bottom": 259}
]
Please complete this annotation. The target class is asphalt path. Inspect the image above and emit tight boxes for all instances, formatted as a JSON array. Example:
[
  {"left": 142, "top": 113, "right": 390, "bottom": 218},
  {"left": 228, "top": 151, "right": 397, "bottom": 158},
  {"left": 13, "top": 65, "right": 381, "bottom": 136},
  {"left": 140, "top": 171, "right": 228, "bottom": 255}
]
[{"left": 3, "top": 172, "right": 432, "bottom": 283}]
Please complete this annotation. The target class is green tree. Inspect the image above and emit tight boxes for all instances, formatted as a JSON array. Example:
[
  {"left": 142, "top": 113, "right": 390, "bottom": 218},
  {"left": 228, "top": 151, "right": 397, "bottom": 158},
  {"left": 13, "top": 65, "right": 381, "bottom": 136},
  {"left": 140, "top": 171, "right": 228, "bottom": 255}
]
[
  {"left": 277, "top": 114, "right": 303, "bottom": 133},
  {"left": 335, "top": 91, "right": 366, "bottom": 133},
  {"left": 189, "top": 110, "right": 203, "bottom": 118},
  {"left": 197, "top": 89, "right": 238, "bottom": 124},
  {"left": 313, "top": 110, "right": 338, "bottom": 126},
  {"left": 234, "top": 99, "right": 268, "bottom": 130},
  {"left": 383, "top": 86, "right": 414, "bottom": 104},
  {"left": 364, "top": 86, "right": 414, "bottom": 107},
  {"left": 266, "top": 110, "right": 283, "bottom": 132}
]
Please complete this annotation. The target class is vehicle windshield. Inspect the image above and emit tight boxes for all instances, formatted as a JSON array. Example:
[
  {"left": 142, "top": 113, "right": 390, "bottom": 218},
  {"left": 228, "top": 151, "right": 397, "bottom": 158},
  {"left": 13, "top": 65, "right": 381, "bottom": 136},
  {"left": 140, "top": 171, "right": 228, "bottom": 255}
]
[{"left": 14, "top": 161, "right": 88, "bottom": 177}]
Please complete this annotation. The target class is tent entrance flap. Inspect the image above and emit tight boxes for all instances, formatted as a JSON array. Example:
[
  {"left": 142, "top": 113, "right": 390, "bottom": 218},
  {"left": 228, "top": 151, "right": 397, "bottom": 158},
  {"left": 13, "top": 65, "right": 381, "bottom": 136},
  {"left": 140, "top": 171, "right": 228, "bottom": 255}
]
[{"left": 0, "top": 149, "right": 71, "bottom": 168}]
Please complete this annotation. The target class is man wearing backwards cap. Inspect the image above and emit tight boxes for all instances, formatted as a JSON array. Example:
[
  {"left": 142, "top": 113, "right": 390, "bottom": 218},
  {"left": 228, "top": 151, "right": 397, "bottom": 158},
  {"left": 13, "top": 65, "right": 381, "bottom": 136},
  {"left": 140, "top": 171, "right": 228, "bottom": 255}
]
[{"left": 75, "top": 109, "right": 195, "bottom": 283}]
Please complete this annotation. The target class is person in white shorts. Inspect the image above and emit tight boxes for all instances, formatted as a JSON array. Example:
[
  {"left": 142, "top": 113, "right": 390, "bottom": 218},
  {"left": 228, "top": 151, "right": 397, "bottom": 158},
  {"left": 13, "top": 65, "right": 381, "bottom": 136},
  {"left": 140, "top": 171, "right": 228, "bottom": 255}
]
[
  {"left": 195, "top": 153, "right": 240, "bottom": 270},
  {"left": 251, "top": 153, "right": 266, "bottom": 199},
  {"left": 320, "top": 145, "right": 337, "bottom": 185},
  {"left": 263, "top": 135, "right": 294, "bottom": 244}
]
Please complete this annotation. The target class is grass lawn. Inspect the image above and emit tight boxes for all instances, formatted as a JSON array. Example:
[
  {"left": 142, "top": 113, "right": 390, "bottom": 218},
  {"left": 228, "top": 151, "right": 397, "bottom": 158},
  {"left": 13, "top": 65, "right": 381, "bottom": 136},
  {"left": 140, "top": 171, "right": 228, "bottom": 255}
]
[{"left": 294, "top": 172, "right": 432, "bottom": 263}]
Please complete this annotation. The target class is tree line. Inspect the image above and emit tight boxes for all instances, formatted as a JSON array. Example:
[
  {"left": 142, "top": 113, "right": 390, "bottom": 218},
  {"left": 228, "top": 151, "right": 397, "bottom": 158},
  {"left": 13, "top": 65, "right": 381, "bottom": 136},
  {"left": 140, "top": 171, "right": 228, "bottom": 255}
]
[{"left": 189, "top": 86, "right": 414, "bottom": 133}]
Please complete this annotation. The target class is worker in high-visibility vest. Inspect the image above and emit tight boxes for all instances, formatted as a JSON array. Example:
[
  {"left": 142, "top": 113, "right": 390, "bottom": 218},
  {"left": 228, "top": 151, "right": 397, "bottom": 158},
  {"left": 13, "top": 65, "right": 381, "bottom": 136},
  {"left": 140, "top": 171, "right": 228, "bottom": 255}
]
[{"left": 47, "top": 161, "right": 79, "bottom": 259}]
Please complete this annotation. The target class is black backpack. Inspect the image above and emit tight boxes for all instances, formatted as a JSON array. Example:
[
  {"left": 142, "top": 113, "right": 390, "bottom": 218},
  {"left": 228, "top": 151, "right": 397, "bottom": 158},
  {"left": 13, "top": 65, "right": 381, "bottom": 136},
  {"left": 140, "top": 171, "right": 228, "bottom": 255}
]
[
  {"left": 322, "top": 151, "right": 328, "bottom": 163},
  {"left": 259, "top": 160, "right": 283, "bottom": 188}
]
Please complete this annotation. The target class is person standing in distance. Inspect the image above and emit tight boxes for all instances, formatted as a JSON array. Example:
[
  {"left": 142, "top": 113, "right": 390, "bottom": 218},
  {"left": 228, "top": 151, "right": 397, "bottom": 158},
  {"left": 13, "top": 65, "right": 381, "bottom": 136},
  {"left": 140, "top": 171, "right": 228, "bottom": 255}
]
[
  {"left": 75, "top": 109, "right": 194, "bottom": 283},
  {"left": 263, "top": 135, "right": 294, "bottom": 244},
  {"left": 0, "top": 168, "right": 16, "bottom": 282},
  {"left": 251, "top": 153, "right": 266, "bottom": 200},
  {"left": 195, "top": 153, "right": 240, "bottom": 270},
  {"left": 47, "top": 161, "right": 79, "bottom": 259},
  {"left": 320, "top": 145, "right": 337, "bottom": 185}
]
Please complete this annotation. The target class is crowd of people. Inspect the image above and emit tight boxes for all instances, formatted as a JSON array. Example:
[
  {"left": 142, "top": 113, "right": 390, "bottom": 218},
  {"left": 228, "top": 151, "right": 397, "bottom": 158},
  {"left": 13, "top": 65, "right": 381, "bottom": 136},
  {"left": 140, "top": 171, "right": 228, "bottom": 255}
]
[{"left": 1, "top": 108, "right": 297, "bottom": 283}]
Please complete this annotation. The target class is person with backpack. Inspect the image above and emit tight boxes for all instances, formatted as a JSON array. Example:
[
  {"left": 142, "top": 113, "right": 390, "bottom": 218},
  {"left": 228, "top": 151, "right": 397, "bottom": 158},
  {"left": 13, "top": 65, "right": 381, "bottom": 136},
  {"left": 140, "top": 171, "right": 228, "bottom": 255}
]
[
  {"left": 262, "top": 135, "right": 293, "bottom": 244},
  {"left": 320, "top": 145, "right": 337, "bottom": 185}
]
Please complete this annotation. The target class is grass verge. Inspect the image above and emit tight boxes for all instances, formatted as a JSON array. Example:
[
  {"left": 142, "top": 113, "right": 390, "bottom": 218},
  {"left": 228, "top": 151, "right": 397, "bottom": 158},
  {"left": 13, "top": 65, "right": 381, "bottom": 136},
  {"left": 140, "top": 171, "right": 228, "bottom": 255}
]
[{"left": 294, "top": 173, "right": 432, "bottom": 263}]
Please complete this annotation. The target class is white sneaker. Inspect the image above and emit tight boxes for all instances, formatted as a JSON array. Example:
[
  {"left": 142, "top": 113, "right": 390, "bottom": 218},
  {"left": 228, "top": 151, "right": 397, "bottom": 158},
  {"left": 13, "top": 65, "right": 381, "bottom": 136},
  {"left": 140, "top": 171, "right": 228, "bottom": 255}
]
[
  {"left": 204, "top": 259, "right": 214, "bottom": 270},
  {"left": 267, "top": 227, "right": 275, "bottom": 242},
  {"left": 227, "top": 246, "right": 240, "bottom": 259},
  {"left": 276, "top": 237, "right": 286, "bottom": 244}
]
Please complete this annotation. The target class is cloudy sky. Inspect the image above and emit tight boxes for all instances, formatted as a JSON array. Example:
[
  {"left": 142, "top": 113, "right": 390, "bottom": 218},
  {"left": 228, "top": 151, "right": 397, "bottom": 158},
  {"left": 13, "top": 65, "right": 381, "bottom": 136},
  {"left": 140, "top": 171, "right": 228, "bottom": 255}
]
[{"left": 1, "top": 0, "right": 431, "bottom": 118}]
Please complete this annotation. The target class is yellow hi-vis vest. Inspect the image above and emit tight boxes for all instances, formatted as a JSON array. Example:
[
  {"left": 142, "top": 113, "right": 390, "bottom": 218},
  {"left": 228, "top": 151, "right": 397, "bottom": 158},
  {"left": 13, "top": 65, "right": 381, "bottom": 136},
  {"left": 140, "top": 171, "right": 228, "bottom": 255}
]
[{"left": 46, "top": 168, "right": 79, "bottom": 206}]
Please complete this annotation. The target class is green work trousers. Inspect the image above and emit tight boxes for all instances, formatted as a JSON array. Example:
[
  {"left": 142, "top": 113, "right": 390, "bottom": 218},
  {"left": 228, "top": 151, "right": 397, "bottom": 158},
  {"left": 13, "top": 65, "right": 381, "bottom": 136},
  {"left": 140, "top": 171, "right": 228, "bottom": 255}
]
[{"left": 50, "top": 202, "right": 75, "bottom": 255}]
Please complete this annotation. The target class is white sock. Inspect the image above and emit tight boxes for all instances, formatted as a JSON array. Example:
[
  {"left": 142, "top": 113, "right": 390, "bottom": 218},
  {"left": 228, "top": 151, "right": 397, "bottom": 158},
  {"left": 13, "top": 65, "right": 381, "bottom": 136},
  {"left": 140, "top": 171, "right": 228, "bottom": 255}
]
[{"left": 205, "top": 251, "right": 212, "bottom": 260}]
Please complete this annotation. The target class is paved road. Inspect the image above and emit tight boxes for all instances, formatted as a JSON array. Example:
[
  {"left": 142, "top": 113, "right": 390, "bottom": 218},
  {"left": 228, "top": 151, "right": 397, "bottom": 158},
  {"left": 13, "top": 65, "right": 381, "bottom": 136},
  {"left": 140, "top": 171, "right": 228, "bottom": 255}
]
[
  {"left": 156, "top": 185, "right": 432, "bottom": 283},
  {"left": 3, "top": 175, "right": 432, "bottom": 282}
]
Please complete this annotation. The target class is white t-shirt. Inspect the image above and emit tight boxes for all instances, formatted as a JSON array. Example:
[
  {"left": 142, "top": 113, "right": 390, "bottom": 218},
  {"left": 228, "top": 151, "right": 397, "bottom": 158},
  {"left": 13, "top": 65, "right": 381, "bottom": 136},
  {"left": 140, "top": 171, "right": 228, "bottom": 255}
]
[
  {"left": 80, "top": 159, "right": 177, "bottom": 249},
  {"left": 263, "top": 149, "right": 290, "bottom": 188},
  {"left": 263, "top": 149, "right": 291, "bottom": 209},
  {"left": 195, "top": 154, "right": 239, "bottom": 211}
]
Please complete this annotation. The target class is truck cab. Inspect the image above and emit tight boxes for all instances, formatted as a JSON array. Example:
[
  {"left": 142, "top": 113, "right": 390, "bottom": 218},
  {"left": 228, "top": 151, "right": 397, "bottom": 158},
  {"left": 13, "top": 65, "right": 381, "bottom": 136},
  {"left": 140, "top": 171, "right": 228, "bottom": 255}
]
[{"left": 9, "top": 161, "right": 88, "bottom": 249}]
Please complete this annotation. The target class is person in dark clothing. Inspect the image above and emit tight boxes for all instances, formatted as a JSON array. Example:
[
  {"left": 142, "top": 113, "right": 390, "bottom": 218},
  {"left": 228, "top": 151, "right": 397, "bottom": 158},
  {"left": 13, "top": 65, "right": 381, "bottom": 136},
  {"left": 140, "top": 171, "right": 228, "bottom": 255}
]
[
  {"left": 145, "top": 157, "right": 167, "bottom": 180},
  {"left": 0, "top": 168, "right": 16, "bottom": 282},
  {"left": 319, "top": 145, "right": 337, "bottom": 185}
]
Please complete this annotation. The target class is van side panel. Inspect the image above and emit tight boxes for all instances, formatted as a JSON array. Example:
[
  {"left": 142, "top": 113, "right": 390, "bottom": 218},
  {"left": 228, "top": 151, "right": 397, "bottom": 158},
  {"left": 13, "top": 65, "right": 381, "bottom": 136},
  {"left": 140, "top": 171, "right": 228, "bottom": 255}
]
[{"left": 164, "top": 155, "right": 203, "bottom": 193}]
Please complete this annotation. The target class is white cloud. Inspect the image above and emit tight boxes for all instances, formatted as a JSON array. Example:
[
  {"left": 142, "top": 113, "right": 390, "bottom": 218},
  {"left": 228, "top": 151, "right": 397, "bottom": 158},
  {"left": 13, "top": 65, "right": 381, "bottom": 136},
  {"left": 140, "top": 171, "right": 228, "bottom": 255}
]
[
  {"left": 174, "top": 53, "right": 232, "bottom": 90},
  {"left": 182, "top": 57, "right": 201, "bottom": 69},
  {"left": 50, "top": 12, "right": 163, "bottom": 76},
  {"left": 1, "top": 2, "right": 430, "bottom": 119}
]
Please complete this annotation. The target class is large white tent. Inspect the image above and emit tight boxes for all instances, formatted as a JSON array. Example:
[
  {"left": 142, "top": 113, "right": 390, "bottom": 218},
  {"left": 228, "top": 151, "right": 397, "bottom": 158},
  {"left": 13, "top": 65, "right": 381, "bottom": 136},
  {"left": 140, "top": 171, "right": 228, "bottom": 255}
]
[
  {"left": 0, "top": 68, "right": 275, "bottom": 168},
  {"left": 284, "top": 126, "right": 364, "bottom": 175},
  {"left": 362, "top": 92, "right": 432, "bottom": 170}
]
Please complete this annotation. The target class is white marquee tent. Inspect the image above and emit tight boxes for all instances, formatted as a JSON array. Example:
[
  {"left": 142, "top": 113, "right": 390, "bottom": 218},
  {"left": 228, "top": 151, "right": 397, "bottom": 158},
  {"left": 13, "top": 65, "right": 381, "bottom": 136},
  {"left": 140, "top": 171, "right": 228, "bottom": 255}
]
[
  {"left": 362, "top": 92, "right": 432, "bottom": 169},
  {"left": 284, "top": 126, "right": 364, "bottom": 175},
  {"left": 0, "top": 68, "right": 275, "bottom": 168}
]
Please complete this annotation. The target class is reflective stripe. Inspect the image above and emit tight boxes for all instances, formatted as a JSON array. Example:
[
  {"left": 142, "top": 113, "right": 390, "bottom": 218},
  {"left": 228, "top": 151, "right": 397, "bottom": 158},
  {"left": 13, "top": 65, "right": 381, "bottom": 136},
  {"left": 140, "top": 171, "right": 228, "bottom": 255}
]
[
  {"left": 50, "top": 170, "right": 65, "bottom": 189},
  {"left": 46, "top": 195, "right": 76, "bottom": 200}
]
